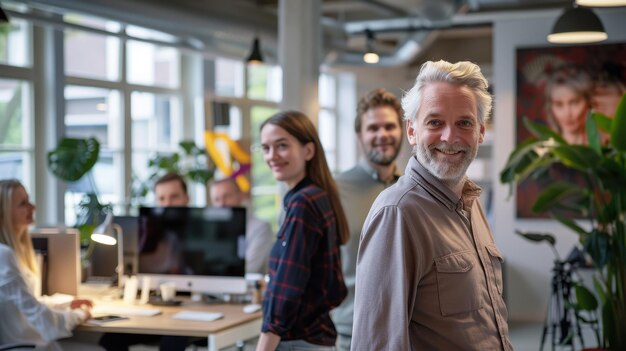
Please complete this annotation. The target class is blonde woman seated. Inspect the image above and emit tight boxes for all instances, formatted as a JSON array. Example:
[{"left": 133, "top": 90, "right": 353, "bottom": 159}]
[{"left": 0, "top": 179, "right": 98, "bottom": 350}]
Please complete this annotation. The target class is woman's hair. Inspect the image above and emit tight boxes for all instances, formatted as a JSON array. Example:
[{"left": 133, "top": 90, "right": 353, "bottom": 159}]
[
  {"left": 544, "top": 64, "right": 592, "bottom": 132},
  {"left": 261, "top": 111, "right": 349, "bottom": 245},
  {"left": 0, "top": 179, "right": 39, "bottom": 275},
  {"left": 594, "top": 61, "right": 626, "bottom": 95}
]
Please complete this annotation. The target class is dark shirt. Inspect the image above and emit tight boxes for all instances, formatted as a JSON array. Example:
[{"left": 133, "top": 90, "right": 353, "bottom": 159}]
[{"left": 261, "top": 177, "right": 347, "bottom": 346}]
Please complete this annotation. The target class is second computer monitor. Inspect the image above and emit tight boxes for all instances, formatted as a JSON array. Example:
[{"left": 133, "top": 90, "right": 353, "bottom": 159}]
[{"left": 137, "top": 206, "right": 247, "bottom": 294}]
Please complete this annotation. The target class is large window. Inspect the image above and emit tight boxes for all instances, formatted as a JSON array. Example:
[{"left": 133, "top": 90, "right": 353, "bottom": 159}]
[
  {"left": 0, "top": 18, "right": 30, "bottom": 67},
  {"left": 131, "top": 92, "right": 181, "bottom": 187},
  {"left": 212, "top": 58, "right": 283, "bottom": 228},
  {"left": 1, "top": 4, "right": 352, "bottom": 229},
  {"left": 250, "top": 105, "right": 279, "bottom": 225},
  {"left": 64, "top": 85, "right": 122, "bottom": 223},
  {"left": 212, "top": 59, "right": 347, "bottom": 228},
  {"left": 0, "top": 79, "right": 32, "bottom": 183},
  {"left": 62, "top": 16, "right": 190, "bottom": 223},
  {"left": 247, "top": 64, "right": 282, "bottom": 102},
  {"left": 319, "top": 73, "right": 338, "bottom": 171},
  {"left": 127, "top": 40, "right": 179, "bottom": 88},
  {"left": 64, "top": 29, "right": 120, "bottom": 81}
]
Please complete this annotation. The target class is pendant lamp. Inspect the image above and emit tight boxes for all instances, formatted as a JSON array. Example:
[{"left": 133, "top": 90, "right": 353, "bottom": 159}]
[
  {"left": 547, "top": 6, "right": 608, "bottom": 44},
  {"left": 363, "top": 29, "right": 379, "bottom": 64},
  {"left": 246, "top": 37, "right": 264, "bottom": 64}
]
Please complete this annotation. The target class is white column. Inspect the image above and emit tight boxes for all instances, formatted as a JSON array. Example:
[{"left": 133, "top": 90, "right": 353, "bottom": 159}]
[
  {"left": 278, "top": 0, "right": 321, "bottom": 126},
  {"left": 33, "top": 17, "right": 65, "bottom": 226}
]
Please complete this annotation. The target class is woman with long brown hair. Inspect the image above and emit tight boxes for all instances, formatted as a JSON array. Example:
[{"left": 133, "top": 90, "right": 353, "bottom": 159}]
[{"left": 256, "top": 111, "right": 348, "bottom": 351}]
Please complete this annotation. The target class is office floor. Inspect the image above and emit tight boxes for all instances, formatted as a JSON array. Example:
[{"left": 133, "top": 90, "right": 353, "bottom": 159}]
[
  {"left": 124, "top": 323, "right": 555, "bottom": 350},
  {"left": 78, "top": 322, "right": 599, "bottom": 351}
]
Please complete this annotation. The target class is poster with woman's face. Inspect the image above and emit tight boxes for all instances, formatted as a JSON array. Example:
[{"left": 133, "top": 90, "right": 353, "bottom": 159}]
[{"left": 515, "top": 43, "right": 626, "bottom": 218}]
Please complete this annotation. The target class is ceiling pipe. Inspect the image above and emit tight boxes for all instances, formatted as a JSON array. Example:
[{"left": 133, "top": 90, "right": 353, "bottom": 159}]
[{"left": 327, "top": 7, "right": 564, "bottom": 67}]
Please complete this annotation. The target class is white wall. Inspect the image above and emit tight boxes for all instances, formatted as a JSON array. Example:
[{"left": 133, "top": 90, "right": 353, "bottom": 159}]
[{"left": 493, "top": 7, "right": 626, "bottom": 321}]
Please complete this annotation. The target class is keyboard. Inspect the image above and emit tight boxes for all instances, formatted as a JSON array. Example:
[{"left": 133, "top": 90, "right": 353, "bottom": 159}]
[
  {"left": 172, "top": 311, "right": 224, "bottom": 322},
  {"left": 92, "top": 305, "right": 162, "bottom": 317}
]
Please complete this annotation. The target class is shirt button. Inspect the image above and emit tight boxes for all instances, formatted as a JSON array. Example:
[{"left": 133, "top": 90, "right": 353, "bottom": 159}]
[{"left": 282, "top": 241, "right": 286, "bottom": 247}]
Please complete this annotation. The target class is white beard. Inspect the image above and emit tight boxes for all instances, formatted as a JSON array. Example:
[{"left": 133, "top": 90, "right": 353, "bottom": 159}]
[{"left": 415, "top": 142, "right": 477, "bottom": 184}]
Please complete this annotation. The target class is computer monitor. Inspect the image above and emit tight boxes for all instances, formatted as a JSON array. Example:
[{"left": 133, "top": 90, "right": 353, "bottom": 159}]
[
  {"left": 137, "top": 207, "right": 247, "bottom": 294},
  {"left": 30, "top": 228, "right": 80, "bottom": 296}
]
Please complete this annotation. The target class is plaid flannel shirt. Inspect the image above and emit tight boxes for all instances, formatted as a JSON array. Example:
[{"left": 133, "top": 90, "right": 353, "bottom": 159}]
[{"left": 261, "top": 178, "right": 347, "bottom": 346}]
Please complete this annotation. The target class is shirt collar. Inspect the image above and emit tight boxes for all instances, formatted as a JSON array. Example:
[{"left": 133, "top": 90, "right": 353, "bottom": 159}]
[
  {"left": 283, "top": 177, "right": 313, "bottom": 208},
  {"left": 409, "top": 156, "right": 481, "bottom": 212},
  {"left": 358, "top": 159, "right": 401, "bottom": 185}
]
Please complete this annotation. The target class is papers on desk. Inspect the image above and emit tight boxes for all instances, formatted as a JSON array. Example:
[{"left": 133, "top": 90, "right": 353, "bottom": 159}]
[
  {"left": 92, "top": 305, "right": 161, "bottom": 317},
  {"left": 172, "top": 311, "right": 224, "bottom": 322}
]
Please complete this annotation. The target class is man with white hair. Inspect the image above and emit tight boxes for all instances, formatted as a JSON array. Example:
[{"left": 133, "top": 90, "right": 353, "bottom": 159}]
[{"left": 351, "top": 60, "right": 512, "bottom": 350}]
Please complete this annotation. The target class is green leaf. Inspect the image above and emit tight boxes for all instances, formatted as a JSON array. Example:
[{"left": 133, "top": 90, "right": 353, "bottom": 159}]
[
  {"left": 574, "top": 284, "right": 598, "bottom": 311},
  {"left": 523, "top": 117, "right": 566, "bottom": 144},
  {"left": 76, "top": 223, "right": 95, "bottom": 246},
  {"left": 575, "top": 314, "right": 598, "bottom": 324},
  {"left": 551, "top": 145, "right": 598, "bottom": 171},
  {"left": 188, "top": 169, "right": 214, "bottom": 185},
  {"left": 586, "top": 111, "right": 602, "bottom": 154},
  {"left": 47, "top": 137, "right": 100, "bottom": 182},
  {"left": 591, "top": 112, "right": 612, "bottom": 133},
  {"left": 552, "top": 213, "right": 588, "bottom": 237},
  {"left": 514, "top": 230, "right": 556, "bottom": 246},
  {"left": 179, "top": 140, "right": 196, "bottom": 155},
  {"left": 532, "top": 182, "right": 584, "bottom": 213},
  {"left": 500, "top": 139, "right": 537, "bottom": 181},
  {"left": 593, "top": 276, "right": 607, "bottom": 304},
  {"left": 601, "top": 299, "right": 615, "bottom": 348},
  {"left": 610, "top": 94, "right": 626, "bottom": 151},
  {"left": 583, "top": 229, "right": 609, "bottom": 269}
]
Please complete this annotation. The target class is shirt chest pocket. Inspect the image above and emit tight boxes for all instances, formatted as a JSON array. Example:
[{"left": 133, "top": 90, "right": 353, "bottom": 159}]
[
  {"left": 486, "top": 244, "right": 504, "bottom": 295},
  {"left": 434, "top": 251, "right": 483, "bottom": 316}
]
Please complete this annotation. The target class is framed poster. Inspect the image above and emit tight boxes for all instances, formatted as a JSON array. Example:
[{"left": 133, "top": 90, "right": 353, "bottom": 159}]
[{"left": 515, "top": 43, "right": 626, "bottom": 218}]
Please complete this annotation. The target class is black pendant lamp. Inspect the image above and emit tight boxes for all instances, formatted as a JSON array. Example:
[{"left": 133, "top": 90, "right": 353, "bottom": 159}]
[
  {"left": 547, "top": 6, "right": 607, "bottom": 44},
  {"left": 363, "top": 29, "right": 379, "bottom": 64},
  {"left": 246, "top": 37, "right": 264, "bottom": 64}
]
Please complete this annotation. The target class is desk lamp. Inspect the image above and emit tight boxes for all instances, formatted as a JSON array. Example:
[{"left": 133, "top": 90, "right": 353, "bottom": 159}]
[{"left": 91, "top": 213, "right": 124, "bottom": 287}]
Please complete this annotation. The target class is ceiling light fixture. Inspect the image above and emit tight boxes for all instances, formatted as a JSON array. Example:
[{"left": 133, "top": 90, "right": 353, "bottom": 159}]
[
  {"left": 363, "top": 29, "right": 379, "bottom": 64},
  {"left": 576, "top": 0, "right": 626, "bottom": 6},
  {"left": 547, "top": 6, "right": 608, "bottom": 44},
  {"left": 246, "top": 37, "right": 264, "bottom": 64}
]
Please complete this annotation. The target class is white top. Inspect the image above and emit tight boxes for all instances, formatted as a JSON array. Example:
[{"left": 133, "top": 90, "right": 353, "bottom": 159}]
[{"left": 0, "top": 243, "right": 87, "bottom": 350}]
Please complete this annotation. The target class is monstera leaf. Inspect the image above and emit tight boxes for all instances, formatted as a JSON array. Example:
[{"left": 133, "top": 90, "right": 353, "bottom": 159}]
[{"left": 47, "top": 137, "right": 100, "bottom": 182}]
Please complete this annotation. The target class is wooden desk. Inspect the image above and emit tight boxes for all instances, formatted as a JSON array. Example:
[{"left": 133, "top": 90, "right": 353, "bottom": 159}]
[{"left": 77, "top": 288, "right": 261, "bottom": 351}]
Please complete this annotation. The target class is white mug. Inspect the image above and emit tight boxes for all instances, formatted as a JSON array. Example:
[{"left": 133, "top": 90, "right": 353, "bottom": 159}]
[{"left": 160, "top": 282, "right": 177, "bottom": 302}]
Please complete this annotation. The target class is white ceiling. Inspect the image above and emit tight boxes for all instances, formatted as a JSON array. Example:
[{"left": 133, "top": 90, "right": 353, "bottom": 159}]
[{"left": 22, "top": 0, "right": 575, "bottom": 66}]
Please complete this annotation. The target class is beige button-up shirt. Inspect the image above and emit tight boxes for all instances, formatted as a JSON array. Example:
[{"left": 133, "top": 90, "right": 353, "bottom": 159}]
[{"left": 351, "top": 156, "right": 513, "bottom": 351}]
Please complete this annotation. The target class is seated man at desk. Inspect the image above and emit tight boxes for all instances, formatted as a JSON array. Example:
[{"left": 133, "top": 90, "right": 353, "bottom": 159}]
[
  {"left": 138, "top": 173, "right": 190, "bottom": 274},
  {"left": 99, "top": 173, "right": 192, "bottom": 351},
  {"left": 209, "top": 177, "right": 273, "bottom": 275}
]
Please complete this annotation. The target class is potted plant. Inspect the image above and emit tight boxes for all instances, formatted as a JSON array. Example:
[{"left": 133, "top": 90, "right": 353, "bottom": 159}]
[
  {"left": 47, "top": 137, "right": 111, "bottom": 279},
  {"left": 131, "top": 140, "right": 215, "bottom": 206},
  {"left": 500, "top": 94, "right": 626, "bottom": 350}
]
